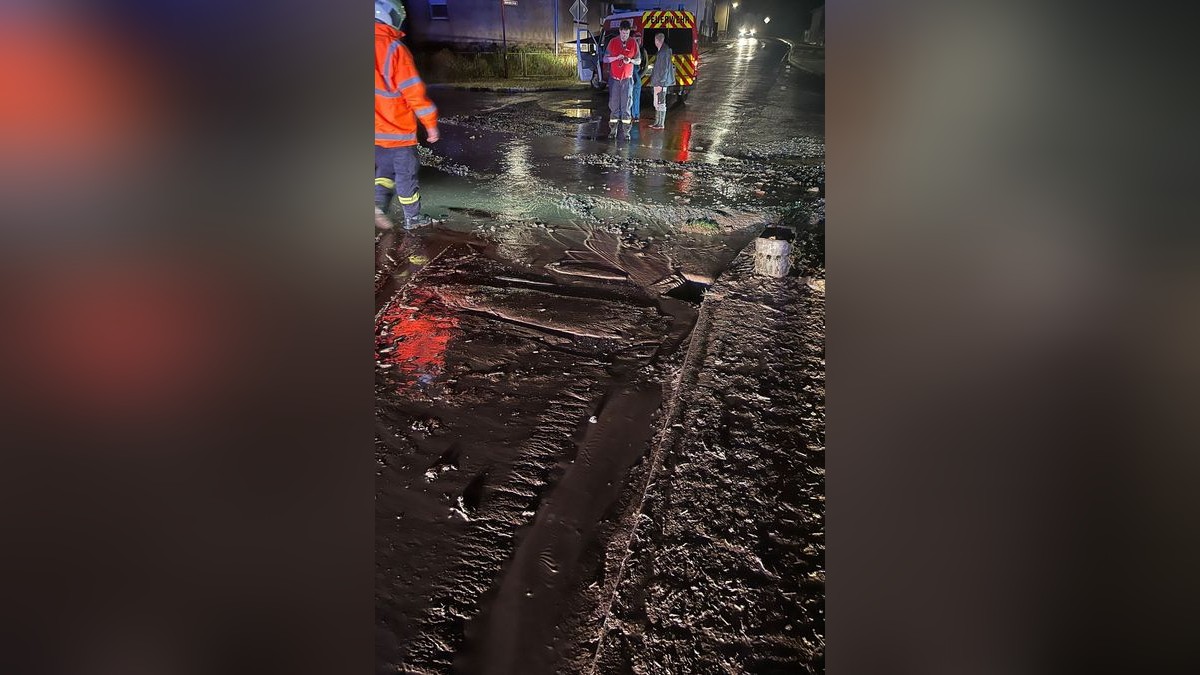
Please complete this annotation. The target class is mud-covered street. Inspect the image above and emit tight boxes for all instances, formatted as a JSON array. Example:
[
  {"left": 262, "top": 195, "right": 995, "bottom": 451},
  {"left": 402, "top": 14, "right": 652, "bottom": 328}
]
[{"left": 376, "top": 38, "right": 823, "bottom": 674}]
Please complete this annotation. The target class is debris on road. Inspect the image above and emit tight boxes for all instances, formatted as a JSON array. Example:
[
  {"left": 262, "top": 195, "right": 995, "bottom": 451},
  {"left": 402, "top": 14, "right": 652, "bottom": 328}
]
[{"left": 375, "top": 34, "right": 824, "bottom": 675}]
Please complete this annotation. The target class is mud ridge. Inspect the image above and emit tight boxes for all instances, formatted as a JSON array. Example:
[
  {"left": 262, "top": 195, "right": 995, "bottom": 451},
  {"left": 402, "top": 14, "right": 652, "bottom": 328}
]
[{"left": 583, "top": 264, "right": 722, "bottom": 675}]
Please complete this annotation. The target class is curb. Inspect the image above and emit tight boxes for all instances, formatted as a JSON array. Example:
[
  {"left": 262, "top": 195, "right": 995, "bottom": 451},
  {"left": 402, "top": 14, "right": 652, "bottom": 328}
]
[
  {"left": 427, "top": 82, "right": 589, "bottom": 93},
  {"left": 775, "top": 37, "right": 825, "bottom": 78}
]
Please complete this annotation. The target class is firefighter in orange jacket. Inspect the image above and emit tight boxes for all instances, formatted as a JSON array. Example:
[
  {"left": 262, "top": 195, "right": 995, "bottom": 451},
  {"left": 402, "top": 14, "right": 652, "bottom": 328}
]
[{"left": 376, "top": 0, "right": 439, "bottom": 230}]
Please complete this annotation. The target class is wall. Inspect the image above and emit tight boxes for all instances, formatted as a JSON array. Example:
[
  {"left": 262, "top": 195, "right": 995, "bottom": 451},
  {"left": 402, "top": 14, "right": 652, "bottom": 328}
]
[
  {"left": 403, "top": 0, "right": 575, "bottom": 49},
  {"left": 714, "top": 2, "right": 730, "bottom": 36},
  {"left": 806, "top": 5, "right": 824, "bottom": 45},
  {"left": 399, "top": 0, "right": 718, "bottom": 50}
]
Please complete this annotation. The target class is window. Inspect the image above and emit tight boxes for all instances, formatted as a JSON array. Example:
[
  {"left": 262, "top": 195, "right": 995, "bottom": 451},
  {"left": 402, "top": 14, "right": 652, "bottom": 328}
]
[
  {"left": 430, "top": 0, "right": 448, "bottom": 20},
  {"left": 655, "top": 28, "right": 694, "bottom": 56},
  {"left": 644, "top": 29, "right": 694, "bottom": 55}
]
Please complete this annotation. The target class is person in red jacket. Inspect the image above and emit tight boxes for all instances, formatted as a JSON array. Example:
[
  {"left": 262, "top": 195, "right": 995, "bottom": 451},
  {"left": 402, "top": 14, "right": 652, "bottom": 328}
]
[
  {"left": 375, "top": 0, "right": 440, "bottom": 230},
  {"left": 603, "top": 20, "right": 642, "bottom": 139}
]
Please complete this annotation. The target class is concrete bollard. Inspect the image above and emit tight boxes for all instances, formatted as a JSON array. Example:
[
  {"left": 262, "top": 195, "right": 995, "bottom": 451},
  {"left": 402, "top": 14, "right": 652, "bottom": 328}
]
[{"left": 754, "top": 236, "right": 793, "bottom": 277}]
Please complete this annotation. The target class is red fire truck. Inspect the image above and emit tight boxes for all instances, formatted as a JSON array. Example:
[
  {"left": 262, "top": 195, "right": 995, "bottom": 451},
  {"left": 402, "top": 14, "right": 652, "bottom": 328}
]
[{"left": 575, "top": 8, "right": 699, "bottom": 103}]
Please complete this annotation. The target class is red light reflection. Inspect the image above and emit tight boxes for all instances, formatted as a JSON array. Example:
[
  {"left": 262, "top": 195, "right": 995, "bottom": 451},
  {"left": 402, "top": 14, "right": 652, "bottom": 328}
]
[
  {"left": 676, "top": 122, "right": 693, "bottom": 163},
  {"left": 375, "top": 291, "right": 459, "bottom": 390}
]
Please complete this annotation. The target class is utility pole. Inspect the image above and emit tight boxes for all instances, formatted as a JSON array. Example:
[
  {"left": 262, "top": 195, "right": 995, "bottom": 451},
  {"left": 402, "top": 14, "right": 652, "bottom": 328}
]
[
  {"left": 501, "top": 0, "right": 509, "bottom": 78},
  {"left": 554, "top": 0, "right": 559, "bottom": 55}
]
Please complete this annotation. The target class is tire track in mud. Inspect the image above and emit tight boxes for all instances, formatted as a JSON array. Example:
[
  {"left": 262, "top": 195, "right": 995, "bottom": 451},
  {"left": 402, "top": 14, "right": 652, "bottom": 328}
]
[
  {"left": 375, "top": 236, "right": 703, "bottom": 674},
  {"left": 377, "top": 309, "right": 610, "bottom": 671},
  {"left": 465, "top": 383, "right": 664, "bottom": 675}
]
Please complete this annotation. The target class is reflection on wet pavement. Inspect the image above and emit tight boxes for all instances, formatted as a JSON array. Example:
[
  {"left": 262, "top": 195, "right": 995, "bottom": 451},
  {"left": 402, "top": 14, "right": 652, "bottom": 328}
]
[
  {"left": 375, "top": 290, "right": 459, "bottom": 392},
  {"left": 376, "top": 36, "right": 824, "bottom": 675}
]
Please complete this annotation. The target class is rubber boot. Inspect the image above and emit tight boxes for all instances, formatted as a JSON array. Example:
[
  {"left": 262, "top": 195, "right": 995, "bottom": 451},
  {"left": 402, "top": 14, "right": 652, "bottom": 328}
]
[
  {"left": 404, "top": 213, "right": 436, "bottom": 230},
  {"left": 375, "top": 205, "right": 393, "bottom": 230}
]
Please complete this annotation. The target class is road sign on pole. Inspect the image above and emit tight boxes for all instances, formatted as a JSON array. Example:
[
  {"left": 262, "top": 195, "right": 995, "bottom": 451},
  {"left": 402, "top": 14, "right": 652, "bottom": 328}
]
[{"left": 570, "top": 0, "right": 587, "bottom": 24}]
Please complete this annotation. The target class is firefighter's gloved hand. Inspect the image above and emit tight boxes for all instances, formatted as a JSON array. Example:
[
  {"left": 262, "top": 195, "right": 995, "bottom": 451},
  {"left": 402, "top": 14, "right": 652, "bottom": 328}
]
[{"left": 426, "top": 125, "right": 440, "bottom": 143}]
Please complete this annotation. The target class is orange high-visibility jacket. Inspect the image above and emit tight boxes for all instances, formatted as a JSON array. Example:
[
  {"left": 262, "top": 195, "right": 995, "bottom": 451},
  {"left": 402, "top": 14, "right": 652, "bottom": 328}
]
[{"left": 375, "top": 23, "right": 438, "bottom": 148}]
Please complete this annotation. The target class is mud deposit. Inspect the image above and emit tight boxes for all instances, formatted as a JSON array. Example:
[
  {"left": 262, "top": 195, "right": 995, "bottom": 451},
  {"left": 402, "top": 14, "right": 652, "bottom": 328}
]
[
  {"left": 592, "top": 249, "right": 826, "bottom": 675},
  {"left": 375, "top": 35, "right": 824, "bottom": 675},
  {"left": 441, "top": 99, "right": 583, "bottom": 138},
  {"left": 375, "top": 229, "right": 823, "bottom": 674},
  {"left": 375, "top": 230, "right": 700, "bottom": 674},
  {"left": 562, "top": 152, "right": 823, "bottom": 206}
]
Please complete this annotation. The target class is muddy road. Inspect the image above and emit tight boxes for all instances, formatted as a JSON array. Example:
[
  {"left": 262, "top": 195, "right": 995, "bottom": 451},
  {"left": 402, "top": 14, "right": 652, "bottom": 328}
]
[{"left": 376, "top": 38, "right": 823, "bottom": 674}]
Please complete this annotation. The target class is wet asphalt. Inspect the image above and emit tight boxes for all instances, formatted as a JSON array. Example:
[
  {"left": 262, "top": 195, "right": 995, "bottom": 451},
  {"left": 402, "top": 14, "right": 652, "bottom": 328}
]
[
  {"left": 375, "top": 37, "right": 823, "bottom": 675},
  {"left": 412, "top": 38, "right": 822, "bottom": 227}
]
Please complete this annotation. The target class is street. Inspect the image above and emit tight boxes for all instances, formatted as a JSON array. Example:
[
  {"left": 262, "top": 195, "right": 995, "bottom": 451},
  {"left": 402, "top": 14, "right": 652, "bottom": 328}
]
[{"left": 376, "top": 37, "right": 823, "bottom": 675}]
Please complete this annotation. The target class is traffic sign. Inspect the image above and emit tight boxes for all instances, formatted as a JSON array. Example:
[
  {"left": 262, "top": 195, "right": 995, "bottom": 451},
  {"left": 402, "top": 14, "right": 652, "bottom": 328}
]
[{"left": 570, "top": 0, "right": 587, "bottom": 23}]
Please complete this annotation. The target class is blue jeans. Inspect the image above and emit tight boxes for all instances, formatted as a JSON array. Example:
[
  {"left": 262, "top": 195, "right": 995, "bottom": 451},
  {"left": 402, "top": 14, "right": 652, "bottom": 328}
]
[
  {"left": 374, "top": 144, "right": 421, "bottom": 220},
  {"left": 628, "top": 68, "right": 641, "bottom": 117}
]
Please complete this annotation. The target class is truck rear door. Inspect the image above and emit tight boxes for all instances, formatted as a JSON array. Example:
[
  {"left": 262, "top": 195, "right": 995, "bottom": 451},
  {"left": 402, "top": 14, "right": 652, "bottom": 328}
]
[{"left": 575, "top": 26, "right": 596, "bottom": 82}]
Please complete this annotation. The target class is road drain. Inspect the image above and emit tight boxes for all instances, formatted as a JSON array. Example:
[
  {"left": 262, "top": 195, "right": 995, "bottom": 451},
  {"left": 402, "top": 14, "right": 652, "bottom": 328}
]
[{"left": 665, "top": 279, "right": 709, "bottom": 305}]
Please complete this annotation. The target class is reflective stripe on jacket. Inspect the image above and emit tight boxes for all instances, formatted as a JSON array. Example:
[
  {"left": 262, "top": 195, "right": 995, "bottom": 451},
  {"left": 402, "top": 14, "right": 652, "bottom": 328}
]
[{"left": 375, "top": 23, "right": 438, "bottom": 148}]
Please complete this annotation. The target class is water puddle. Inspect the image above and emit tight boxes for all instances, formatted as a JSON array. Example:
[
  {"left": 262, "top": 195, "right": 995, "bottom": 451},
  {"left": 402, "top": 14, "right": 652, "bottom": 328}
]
[{"left": 375, "top": 289, "right": 460, "bottom": 392}]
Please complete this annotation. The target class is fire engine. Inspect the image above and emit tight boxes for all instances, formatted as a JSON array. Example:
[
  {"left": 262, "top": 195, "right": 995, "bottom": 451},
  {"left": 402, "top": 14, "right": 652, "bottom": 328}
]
[{"left": 575, "top": 6, "right": 699, "bottom": 103}]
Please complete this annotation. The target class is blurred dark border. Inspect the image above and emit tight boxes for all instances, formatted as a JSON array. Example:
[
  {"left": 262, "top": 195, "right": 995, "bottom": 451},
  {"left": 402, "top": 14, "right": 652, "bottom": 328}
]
[
  {"left": 0, "top": 2, "right": 371, "bottom": 674},
  {"left": 4, "top": 0, "right": 1198, "bottom": 673},
  {"left": 829, "top": 1, "right": 1200, "bottom": 674}
]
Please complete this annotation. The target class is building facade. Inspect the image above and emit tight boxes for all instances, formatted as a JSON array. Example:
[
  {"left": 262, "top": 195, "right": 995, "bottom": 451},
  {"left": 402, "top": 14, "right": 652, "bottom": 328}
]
[
  {"left": 400, "top": 0, "right": 717, "bottom": 49},
  {"left": 805, "top": 5, "right": 825, "bottom": 45},
  {"left": 402, "top": 0, "right": 573, "bottom": 49}
]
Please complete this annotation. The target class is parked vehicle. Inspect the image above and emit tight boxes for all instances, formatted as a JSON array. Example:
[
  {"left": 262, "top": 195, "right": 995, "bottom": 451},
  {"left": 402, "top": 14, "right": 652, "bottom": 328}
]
[{"left": 575, "top": 8, "right": 698, "bottom": 103}]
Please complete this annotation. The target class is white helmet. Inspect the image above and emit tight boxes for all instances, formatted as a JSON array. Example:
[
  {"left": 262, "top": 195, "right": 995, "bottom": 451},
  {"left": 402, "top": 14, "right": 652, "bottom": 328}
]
[{"left": 375, "top": 0, "right": 406, "bottom": 28}]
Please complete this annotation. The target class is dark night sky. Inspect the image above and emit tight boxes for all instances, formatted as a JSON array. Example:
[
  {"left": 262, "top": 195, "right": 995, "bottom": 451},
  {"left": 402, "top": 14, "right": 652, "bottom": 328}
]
[{"left": 729, "top": 0, "right": 822, "bottom": 40}]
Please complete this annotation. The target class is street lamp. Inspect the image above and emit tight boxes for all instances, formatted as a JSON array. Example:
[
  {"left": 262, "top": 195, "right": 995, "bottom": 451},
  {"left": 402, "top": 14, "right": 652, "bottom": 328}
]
[{"left": 764, "top": 17, "right": 771, "bottom": 23}]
